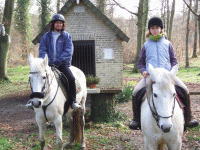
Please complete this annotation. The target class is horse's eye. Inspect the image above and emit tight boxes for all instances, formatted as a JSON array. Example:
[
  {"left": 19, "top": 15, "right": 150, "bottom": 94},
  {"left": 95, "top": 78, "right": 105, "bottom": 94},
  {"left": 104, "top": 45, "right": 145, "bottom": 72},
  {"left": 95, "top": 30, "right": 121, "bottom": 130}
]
[
  {"left": 43, "top": 76, "right": 46, "bottom": 79},
  {"left": 153, "top": 93, "right": 157, "bottom": 97}
]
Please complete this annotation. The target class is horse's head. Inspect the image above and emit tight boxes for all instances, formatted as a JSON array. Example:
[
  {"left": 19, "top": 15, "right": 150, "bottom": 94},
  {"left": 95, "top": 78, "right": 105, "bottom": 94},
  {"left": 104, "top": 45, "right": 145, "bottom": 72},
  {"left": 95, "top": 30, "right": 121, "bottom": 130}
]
[
  {"left": 28, "top": 53, "right": 50, "bottom": 108},
  {"left": 148, "top": 64, "right": 178, "bottom": 133}
]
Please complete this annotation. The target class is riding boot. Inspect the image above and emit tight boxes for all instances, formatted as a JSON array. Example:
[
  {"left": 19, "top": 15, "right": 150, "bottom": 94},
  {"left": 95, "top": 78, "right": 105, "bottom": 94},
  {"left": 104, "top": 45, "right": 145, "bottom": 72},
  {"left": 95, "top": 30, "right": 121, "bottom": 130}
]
[
  {"left": 129, "top": 96, "right": 141, "bottom": 130},
  {"left": 183, "top": 93, "right": 199, "bottom": 128}
]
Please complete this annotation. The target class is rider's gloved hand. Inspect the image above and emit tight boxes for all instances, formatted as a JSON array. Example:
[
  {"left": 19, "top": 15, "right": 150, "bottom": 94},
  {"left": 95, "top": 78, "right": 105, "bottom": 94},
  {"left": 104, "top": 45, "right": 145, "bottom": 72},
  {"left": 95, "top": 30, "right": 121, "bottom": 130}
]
[{"left": 53, "top": 61, "right": 61, "bottom": 68}]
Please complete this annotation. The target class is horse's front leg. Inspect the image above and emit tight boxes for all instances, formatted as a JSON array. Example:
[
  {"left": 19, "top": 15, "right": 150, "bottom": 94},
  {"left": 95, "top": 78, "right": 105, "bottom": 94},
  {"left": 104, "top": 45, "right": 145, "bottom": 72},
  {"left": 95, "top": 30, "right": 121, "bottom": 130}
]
[
  {"left": 54, "top": 115, "right": 63, "bottom": 150},
  {"left": 36, "top": 116, "right": 46, "bottom": 150}
]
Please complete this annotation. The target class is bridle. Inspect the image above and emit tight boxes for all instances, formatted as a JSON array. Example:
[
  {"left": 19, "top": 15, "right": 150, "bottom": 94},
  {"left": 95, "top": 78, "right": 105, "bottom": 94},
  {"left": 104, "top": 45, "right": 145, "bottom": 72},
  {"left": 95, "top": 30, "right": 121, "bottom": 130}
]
[
  {"left": 29, "top": 68, "right": 62, "bottom": 121},
  {"left": 145, "top": 78, "right": 176, "bottom": 128}
]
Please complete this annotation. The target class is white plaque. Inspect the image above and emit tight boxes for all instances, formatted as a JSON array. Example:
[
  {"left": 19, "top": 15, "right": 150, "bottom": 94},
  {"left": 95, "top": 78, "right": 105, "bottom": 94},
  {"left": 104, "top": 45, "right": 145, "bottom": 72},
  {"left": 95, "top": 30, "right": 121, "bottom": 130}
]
[
  {"left": 104, "top": 48, "right": 113, "bottom": 59},
  {"left": 74, "top": 6, "right": 85, "bottom": 12}
]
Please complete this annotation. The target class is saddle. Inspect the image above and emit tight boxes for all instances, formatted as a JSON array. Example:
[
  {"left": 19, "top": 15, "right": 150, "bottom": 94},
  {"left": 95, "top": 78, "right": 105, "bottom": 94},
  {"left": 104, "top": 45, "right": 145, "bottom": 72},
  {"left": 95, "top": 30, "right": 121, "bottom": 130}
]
[{"left": 52, "top": 67, "right": 82, "bottom": 97}]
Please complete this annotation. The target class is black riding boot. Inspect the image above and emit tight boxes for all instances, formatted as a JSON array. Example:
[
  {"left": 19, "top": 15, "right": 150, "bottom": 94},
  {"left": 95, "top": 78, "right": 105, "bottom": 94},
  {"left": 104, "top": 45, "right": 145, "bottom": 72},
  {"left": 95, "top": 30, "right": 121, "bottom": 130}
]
[
  {"left": 183, "top": 94, "right": 199, "bottom": 128},
  {"left": 129, "top": 96, "right": 141, "bottom": 130}
]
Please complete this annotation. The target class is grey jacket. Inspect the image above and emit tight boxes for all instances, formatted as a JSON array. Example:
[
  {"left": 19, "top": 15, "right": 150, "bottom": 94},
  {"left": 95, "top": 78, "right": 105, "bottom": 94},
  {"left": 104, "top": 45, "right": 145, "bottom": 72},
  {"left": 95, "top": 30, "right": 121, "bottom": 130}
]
[{"left": 138, "top": 36, "right": 178, "bottom": 74}]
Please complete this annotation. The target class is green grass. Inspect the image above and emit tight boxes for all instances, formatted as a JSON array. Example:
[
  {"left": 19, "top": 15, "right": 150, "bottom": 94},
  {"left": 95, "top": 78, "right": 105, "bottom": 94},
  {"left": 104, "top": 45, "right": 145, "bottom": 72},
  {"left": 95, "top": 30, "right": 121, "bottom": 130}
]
[{"left": 0, "top": 66, "right": 30, "bottom": 98}]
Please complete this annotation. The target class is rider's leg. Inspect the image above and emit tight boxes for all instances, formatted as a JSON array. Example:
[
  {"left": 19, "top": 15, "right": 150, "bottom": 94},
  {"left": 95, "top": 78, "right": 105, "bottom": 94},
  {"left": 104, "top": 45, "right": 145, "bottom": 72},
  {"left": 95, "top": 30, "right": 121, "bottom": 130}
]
[
  {"left": 59, "top": 65, "right": 81, "bottom": 110},
  {"left": 174, "top": 76, "right": 199, "bottom": 128},
  {"left": 129, "top": 77, "right": 150, "bottom": 130}
]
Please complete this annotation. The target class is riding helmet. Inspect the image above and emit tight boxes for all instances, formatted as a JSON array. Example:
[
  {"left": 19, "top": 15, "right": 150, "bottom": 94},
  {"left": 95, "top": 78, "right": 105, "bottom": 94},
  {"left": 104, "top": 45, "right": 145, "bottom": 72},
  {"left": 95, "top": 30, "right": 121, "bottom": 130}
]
[
  {"left": 148, "top": 17, "right": 163, "bottom": 29},
  {"left": 51, "top": 14, "right": 65, "bottom": 23}
]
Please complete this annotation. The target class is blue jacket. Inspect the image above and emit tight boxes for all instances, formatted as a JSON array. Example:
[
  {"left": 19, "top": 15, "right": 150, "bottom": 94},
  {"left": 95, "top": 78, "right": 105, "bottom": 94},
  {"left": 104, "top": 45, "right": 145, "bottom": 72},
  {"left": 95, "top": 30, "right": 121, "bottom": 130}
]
[
  {"left": 39, "top": 30, "right": 73, "bottom": 66},
  {"left": 138, "top": 36, "right": 178, "bottom": 74}
]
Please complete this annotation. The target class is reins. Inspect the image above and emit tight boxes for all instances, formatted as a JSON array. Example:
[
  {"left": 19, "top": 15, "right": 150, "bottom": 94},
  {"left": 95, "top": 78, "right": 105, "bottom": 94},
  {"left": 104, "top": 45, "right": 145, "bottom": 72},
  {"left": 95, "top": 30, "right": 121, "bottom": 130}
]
[{"left": 145, "top": 78, "right": 176, "bottom": 128}]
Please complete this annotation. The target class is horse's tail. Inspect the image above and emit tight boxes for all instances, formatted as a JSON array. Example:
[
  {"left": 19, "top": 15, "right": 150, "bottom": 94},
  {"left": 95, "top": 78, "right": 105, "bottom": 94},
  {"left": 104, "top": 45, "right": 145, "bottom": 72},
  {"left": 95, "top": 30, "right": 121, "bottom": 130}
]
[{"left": 72, "top": 110, "right": 82, "bottom": 143}]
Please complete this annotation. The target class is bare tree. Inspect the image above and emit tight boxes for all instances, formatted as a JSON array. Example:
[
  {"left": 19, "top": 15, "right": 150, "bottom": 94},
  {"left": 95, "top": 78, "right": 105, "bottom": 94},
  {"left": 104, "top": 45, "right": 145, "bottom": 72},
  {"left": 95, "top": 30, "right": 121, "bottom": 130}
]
[
  {"left": 192, "top": 0, "right": 198, "bottom": 58},
  {"left": 183, "top": 0, "right": 200, "bottom": 55},
  {"left": 113, "top": 0, "right": 146, "bottom": 72},
  {"left": 0, "top": 0, "right": 15, "bottom": 82},
  {"left": 185, "top": 0, "right": 192, "bottom": 68},
  {"left": 168, "top": 0, "right": 175, "bottom": 40}
]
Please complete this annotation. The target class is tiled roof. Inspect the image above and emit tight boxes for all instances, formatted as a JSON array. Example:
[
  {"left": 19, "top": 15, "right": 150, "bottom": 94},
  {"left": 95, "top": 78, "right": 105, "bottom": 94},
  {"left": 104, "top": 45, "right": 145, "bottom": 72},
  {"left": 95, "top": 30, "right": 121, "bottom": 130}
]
[{"left": 32, "top": 0, "right": 130, "bottom": 45}]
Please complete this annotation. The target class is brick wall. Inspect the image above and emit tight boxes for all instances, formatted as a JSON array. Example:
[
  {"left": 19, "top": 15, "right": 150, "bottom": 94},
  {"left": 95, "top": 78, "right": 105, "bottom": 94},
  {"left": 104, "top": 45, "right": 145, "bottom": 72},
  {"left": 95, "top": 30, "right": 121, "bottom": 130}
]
[{"left": 64, "top": 2, "right": 124, "bottom": 89}]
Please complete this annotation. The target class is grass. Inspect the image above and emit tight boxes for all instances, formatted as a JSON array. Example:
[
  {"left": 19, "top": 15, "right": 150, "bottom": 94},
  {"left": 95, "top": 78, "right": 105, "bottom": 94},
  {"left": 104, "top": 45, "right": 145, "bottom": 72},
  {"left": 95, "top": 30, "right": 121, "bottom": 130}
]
[{"left": 0, "top": 66, "right": 30, "bottom": 98}]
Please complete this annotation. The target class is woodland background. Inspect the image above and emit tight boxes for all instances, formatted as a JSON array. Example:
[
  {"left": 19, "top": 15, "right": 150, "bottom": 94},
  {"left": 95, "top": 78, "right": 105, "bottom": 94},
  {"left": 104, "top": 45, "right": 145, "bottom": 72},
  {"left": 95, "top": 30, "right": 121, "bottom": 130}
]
[{"left": 0, "top": 0, "right": 199, "bottom": 81}]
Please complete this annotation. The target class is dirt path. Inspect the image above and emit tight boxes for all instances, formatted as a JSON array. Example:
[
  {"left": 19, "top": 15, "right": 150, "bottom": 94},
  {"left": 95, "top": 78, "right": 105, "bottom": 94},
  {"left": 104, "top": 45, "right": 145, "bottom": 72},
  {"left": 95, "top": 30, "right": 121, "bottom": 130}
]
[{"left": 0, "top": 82, "right": 199, "bottom": 149}]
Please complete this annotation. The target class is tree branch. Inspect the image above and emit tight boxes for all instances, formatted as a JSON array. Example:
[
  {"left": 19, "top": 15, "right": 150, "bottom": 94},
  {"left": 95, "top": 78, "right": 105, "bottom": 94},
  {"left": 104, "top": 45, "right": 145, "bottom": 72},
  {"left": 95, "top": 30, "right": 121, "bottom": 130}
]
[
  {"left": 112, "top": 0, "right": 137, "bottom": 16},
  {"left": 182, "top": 0, "right": 198, "bottom": 17}
]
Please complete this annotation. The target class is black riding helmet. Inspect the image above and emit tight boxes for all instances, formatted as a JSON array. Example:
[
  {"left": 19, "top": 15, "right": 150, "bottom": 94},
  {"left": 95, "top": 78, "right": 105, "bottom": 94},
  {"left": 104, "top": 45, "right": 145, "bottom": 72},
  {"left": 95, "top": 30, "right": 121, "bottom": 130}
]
[
  {"left": 148, "top": 17, "right": 163, "bottom": 30},
  {"left": 51, "top": 14, "right": 65, "bottom": 23}
]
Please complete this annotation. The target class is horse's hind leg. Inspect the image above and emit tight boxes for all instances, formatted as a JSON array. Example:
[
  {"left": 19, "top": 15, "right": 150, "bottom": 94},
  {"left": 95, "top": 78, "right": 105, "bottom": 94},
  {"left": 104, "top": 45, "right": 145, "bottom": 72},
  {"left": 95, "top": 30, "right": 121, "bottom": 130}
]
[
  {"left": 54, "top": 115, "right": 63, "bottom": 150},
  {"left": 80, "top": 107, "right": 86, "bottom": 149},
  {"left": 65, "top": 114, "right": 74, "bottom": 149}
]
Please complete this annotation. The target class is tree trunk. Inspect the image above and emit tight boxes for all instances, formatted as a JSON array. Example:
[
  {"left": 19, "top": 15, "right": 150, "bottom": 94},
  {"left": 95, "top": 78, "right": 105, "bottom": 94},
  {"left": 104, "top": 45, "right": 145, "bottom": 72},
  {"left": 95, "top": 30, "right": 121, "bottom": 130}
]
[
  {"left": 0, "top": 0, "right": 15, "bottom": 82},
  {"left": 185, "top": 0, "right": 192, "bottom": 68},
  {"left": 133, "top": 0, "right": 144, "bottom": 72},
  {"left": 192, "top": 0, "right": 198, "bottom": 58},
  {"left": 168, "top": 0, "right": 175, "bottom": 40},
  {"left": 142, "top": 0, "right": 148, "bottom": 44},
  {"left": 97, "top": 0, "right": 106, "bottom": 13},
  {"left": 57, "top": 0, "right": 61, "bottom": 13}
]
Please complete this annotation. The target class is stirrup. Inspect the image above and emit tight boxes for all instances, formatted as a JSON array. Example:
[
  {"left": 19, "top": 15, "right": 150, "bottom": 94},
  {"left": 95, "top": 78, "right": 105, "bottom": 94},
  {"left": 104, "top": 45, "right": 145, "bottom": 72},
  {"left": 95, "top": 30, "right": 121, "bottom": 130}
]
[
  {"left": 72, "top": 102, "right": 81, "bottom": 111},
  {"left": 26, "top": 100, "right": 33, "bottom": 109}
]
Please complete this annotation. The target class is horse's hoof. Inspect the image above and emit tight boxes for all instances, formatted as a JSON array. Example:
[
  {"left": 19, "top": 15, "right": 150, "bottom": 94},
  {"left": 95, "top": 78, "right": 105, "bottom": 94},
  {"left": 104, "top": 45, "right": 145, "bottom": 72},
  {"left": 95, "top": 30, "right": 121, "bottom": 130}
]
[{"left": 65, "top": 143, "right": 71, "bottom": 149}]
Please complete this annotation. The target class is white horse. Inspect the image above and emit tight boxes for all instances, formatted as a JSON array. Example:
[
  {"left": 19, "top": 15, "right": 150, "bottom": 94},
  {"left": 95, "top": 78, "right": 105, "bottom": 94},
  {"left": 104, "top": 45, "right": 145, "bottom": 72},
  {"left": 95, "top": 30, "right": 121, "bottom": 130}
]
[
  {"left": 28, "top": 53, "right": 87, "bottom": 150},
  {"left": 141, "top": 64, "right": 184, "bottom": 150}
]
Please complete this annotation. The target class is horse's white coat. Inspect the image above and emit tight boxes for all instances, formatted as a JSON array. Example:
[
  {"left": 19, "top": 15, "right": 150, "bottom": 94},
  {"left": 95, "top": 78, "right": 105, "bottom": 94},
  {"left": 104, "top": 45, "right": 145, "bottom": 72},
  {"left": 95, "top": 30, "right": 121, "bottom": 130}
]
[
  {"left": 141, "top": 64, "right": 184, "bottom": 150},
  {"left": 28, "top": 53, "right": 87, "bottom": 150}
]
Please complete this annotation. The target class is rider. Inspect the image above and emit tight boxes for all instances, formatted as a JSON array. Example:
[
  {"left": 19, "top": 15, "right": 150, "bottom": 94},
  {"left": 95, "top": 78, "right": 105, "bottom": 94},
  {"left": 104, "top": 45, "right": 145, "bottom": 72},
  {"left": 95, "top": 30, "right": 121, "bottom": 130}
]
[
  {"left": 129, "top": 17, "right": 199, "bottom": 130},
  {"left": 27, "top": 14, "right": 81, "bottom": 110}
]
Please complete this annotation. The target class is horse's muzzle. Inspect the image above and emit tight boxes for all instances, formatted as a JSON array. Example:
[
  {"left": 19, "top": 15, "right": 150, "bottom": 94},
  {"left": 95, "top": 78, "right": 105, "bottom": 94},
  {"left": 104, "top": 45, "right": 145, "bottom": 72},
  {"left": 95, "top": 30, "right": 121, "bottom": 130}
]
[
  {"left": 31, "top": 99, "right": 42, "bottom": 108},
  {"left": 161, "top": 124, "right": 172, "bottom": 133},
  {"left": 30, "top": 92, "right": 44, "bottom": 99}
]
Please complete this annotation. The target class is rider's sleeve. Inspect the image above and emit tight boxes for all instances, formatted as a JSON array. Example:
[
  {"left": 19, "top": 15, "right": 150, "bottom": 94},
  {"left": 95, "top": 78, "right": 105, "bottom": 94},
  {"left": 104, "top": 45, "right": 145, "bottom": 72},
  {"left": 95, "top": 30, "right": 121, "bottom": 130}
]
[
  {"left": 169, "top": 43, "right": 178, "bottom": 68},
  {"left": 39, "top": 34, "right": 48, "bottom": 59},
  {"left": 138, "top": 46, "right": 147, "bottom": 74}
]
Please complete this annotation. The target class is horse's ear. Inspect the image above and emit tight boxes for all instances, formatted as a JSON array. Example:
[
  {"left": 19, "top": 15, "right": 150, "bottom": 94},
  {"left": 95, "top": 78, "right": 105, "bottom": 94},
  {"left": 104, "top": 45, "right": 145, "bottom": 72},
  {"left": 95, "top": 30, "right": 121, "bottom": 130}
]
[
  {"left": 148, "top": 64, "right": 157, "bottom": 80},
  {"left": 29, "top": 53, "right": 34, "bottom": 65},
  {"left": 170, "top": 64, "right": 178, "bottom": 76},
  {"left": 43, "top": 54, "right": 48, "bottom": 67}
]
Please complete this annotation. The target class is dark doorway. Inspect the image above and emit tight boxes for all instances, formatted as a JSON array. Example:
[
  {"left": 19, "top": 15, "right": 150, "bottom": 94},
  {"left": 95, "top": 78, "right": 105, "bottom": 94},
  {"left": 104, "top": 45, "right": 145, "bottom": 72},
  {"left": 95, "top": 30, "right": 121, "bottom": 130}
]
[{"left": 72, "top": 40, "right": 95, "bottom": 76}]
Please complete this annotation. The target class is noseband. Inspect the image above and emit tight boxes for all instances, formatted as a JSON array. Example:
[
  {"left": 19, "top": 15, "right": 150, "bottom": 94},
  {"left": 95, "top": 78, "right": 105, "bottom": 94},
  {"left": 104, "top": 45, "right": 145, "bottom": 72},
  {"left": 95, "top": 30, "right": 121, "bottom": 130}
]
[{"left": 145, "top": 78, "right": 176, "bottom": 128}]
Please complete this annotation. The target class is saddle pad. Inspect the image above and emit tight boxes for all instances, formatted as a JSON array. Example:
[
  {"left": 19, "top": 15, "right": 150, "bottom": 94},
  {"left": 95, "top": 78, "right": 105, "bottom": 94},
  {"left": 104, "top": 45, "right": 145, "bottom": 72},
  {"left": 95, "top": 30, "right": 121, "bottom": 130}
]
[{"left": 52, "top": 68, "right": 82, "bottom": 96}]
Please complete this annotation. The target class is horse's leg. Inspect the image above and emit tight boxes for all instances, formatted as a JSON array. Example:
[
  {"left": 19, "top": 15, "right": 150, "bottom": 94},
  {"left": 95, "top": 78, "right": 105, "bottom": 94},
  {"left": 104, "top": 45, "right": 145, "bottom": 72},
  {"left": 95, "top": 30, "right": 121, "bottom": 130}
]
[
  {"left": 36, "top": 117, "right": 46, "bottom": 150},
  {"left": 54, "top": 115, "right": 63, "bottom": 150},
  {"left": 65, "top": 114, "right": 74, "bottom": 149},
  {"left": 168, "top": 139, "right": 182, "bottom": 150},
  {"left": 80, "top": 107, "right": 86, "bottom": 149},
  {"left": 144, "top": 136, "right": 158, "bottom": 150}
]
